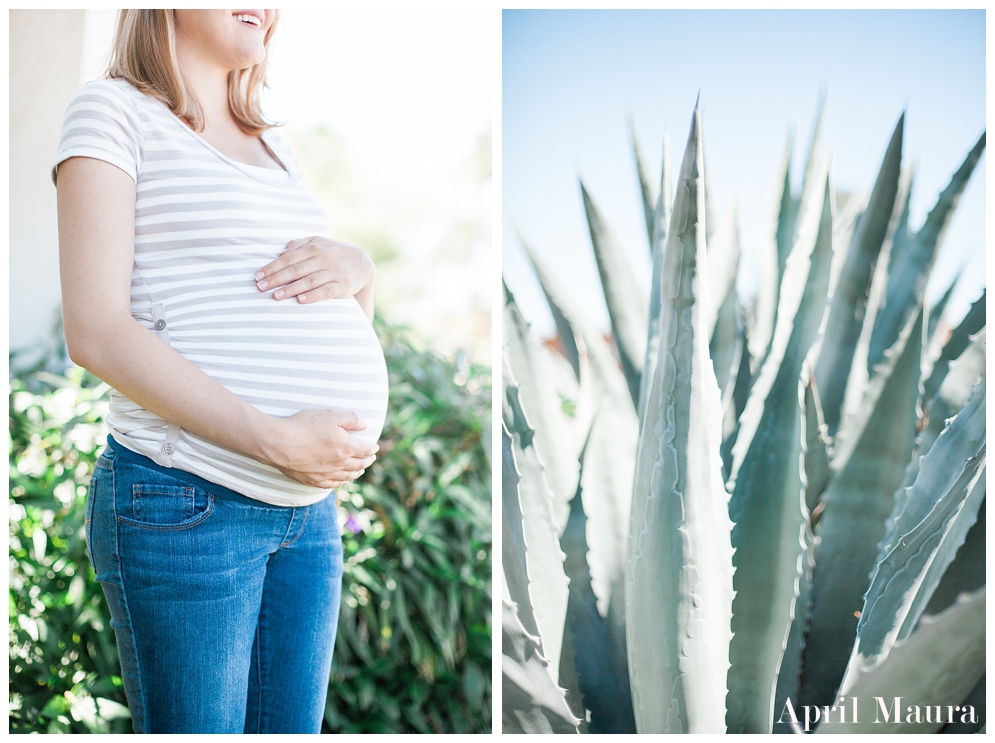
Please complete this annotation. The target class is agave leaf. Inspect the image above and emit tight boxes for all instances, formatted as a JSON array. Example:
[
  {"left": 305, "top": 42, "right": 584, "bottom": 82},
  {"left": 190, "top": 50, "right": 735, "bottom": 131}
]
[
  {"left": 513, "top": 230, "right": 582, "bottom": 380},
  {"left": 923, "top": 288, "right": 985, "bottom": 403},
  {"left": 771, "top": 518, "right": 817, "bottom": 735},
  {"left": 795, "top": 86, "right": 827, "bottom": 239},
  {"left": 878, "top": 376, "right": 985, "bottom": 570},
  {"left": 629, "top": 112, "right": 658, "bottom": 249},
  {"left": 726, "top": 164, "right": 835, "bottom": 734},
  {"left": 830, "top": 188, "right": 866, "bottom": 281},
  {"left": 896, "top": 459, "right": 985, "bottom": 640},
  {"left": 502, "top": 577, "right": 581, "bottom": 734},
  {"left": 626, "top": 102, "right": 734, "bottom": 734},
  {"left": 503, "top": 367, "right": 570, "bottom": 681},
  {"left": 517, "top": 230, "right": 635, "bottom": 414},
  {"left": 804, "top": 371, "right": 832, "bottom": 516},
  {"left": 638, "top": 134, "right": 673, "bottom": 430},
  {"left": 710, "top": 288, "right": 740, "bottom": 396},
  {"left": 813, "top": 589, "right": 985, "bottom": 734},
  {"left": 867, "top": 132, "right": 986, "bottom": 372},
  {"left": 836, "top": 166, "right": 915, "bottom": 434},
  {"left": 924, "top": 496, "right": 985, "bottom": 616},
  {"left": 720, "top": 316, "right": 753, "bottom": 480},
  {"left": 560, "top": 463, "right": 636, "bottom": 733},
  {"left": 800, "top": 307, "right": 924, "bottom": 710},
  {"left": 937, "top": 675, "right": 986, "bottom": 734},
  {"left": 887, "top": 328, "right": 985, "bottom": 531},
  {"left": 556, "top": 617, "right": 587, "bottom": 728},
  {"left": 926, "top": 269, "right": 962, "bottom": 342},
  {"left": 581, "top": 181, "right": 650, "bottom": 407},
  {"left": 815, "top": 113, "right": 904, "bottom": 434},
  {"left": 502, "top": 419, "right": 538, "bottom": 637},
  {"left": 578, "top": 403, "right": 634, "bottom": 664},
  {"left": 515, "top": 229, "right": 639, "bottom": 663},
  {"left": 920, "top": 327, "right": 985, "bottom": 457},
  {"left": 505, "top": 284, "right": 581, "bottom": 531},
  {"left": 705, "top": 199, "right": 740, "bottom": 337},
  {"left": 701, "top": 111, "right": 717, "bottom": 241},
  {"left": 842, "top": 442, "right": 985, "bottom": 682},
  {"left": 750, "top": 135, "right": 791, "bottom": 364}
]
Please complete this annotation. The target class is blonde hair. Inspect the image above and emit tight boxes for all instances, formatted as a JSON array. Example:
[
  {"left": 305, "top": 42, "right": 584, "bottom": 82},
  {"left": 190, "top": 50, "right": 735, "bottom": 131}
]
[{"left": 106, "top": 9, "right": 278, "bottom": 135}]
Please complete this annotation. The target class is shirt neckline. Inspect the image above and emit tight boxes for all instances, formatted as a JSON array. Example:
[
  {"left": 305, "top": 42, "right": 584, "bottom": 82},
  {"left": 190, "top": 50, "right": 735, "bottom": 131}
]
[{"left": 142, "top": 86, "right": 296, "bottom": 186}]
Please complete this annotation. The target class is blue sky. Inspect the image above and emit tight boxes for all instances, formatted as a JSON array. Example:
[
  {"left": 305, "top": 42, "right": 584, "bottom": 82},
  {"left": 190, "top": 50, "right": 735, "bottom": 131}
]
[{"left": 503, "top": 9, "right": 986, "bottom": 337}]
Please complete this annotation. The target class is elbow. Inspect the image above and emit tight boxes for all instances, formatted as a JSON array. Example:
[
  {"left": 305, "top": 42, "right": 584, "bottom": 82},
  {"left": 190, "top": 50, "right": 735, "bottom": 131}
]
[
  {"left": 62, "top": 310, "right": 117, "bottom": 373},
  {"left": 63, "top": 321, "right": 96, "bottom": 371}
]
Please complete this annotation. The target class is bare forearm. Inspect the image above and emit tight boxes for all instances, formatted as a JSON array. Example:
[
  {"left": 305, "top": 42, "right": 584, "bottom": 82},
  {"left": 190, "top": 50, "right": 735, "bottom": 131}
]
[{"left": 66, "top": 312, "right": 279, "bottom": 465}]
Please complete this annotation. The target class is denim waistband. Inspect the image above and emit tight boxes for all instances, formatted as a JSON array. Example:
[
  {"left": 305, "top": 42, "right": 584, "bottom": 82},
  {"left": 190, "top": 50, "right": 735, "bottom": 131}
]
[{"left": 105, "top": 435, "right": 285, "bottom": 508}]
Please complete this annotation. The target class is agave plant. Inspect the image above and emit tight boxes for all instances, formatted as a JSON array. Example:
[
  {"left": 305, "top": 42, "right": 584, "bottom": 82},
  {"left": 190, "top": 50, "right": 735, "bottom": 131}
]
[{"left": 502, "top": 95, "right": 985, "bottom": 734}]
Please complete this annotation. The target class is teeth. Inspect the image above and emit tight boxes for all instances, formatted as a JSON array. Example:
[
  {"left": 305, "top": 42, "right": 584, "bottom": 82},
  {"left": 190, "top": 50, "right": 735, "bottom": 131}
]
[{"left": 234, "top": 13, "right": 261, "bottom": 27}]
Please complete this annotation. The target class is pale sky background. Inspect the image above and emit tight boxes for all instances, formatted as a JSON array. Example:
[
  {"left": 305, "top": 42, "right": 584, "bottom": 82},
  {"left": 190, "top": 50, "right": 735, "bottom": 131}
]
[{"left": 503, "top": 9, "right": 986, "bottom": 339}]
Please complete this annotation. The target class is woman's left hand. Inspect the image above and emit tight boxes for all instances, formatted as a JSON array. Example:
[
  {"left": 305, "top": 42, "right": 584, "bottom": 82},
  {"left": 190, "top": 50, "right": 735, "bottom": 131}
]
[{"left": 254, "top": 237, "right": 375, "bottom": 319}]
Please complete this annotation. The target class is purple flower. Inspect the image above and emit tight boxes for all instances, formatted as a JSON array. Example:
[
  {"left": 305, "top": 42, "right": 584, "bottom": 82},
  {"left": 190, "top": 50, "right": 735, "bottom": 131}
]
[{"left": 344, "top": 513, "right": 363, "bottom": 534}]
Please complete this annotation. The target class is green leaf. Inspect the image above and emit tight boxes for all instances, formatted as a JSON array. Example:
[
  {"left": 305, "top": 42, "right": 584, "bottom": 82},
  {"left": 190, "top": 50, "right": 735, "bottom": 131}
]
[
  {"left": 501, "top": 586, "right": 580, "bottom": 734},
  {"left": 918, "top": 327, "right": 985, "bottom": 459},
  {"left": 501, "top": 386, "right": 569, "bottom": 682},
  {"left": 923, "top": 288, "right": 985, "bottom": 403},
  {"left": 581, "top": 180, "right": 649, "bottom": 408},
  {"left": 638, "top": 133, "right": 673, "bottom": 430},
  {"left": 923, "top": 496, "right": 985, "bottom": 616},
  {"left": 867, "top": 131, "right": 986, "bottom": 372},
  {"left": 577, "top": 402, "right": 634, "bottom": 677},
  {"left": 628, "top": 112, "right": 659, "bottom": 249},
  {"left": 727, "top": 163, "right": 835, "bottom": 733},
  {"left": 504, "top": 285, "right": 581, "bottom": 532},
  {"left": 626, "top": 101, "right": 734, "bottom": 734},
  {"left": 815, "top": 112, "right": 904, "bottom": 434},
  {"left": 801, "top": 306, "right": 924, "bottom": 712},
  {"left": 816, "top": 589, "right": 985, "bottom": 734},
  {"left": 750, "top": 134, "right": 790, "bottom": 365},
  {"left": 560, "top": 471, "right": 635, "bottom": 732}
]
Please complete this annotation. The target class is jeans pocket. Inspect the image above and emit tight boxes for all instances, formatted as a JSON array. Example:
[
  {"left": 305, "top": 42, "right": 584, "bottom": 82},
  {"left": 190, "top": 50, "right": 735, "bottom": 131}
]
[{"left": 115, "top": 463, "right": 215, "bottom": 531}]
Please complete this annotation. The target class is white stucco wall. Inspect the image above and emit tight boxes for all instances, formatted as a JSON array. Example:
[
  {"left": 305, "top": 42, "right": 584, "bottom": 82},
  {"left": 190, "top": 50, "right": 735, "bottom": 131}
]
[{"left": 9, "top": 10, "right": 116, "bottom": 358}]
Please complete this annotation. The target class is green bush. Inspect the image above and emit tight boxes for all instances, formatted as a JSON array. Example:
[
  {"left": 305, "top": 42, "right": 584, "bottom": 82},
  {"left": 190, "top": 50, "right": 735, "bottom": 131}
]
[{"left": 9, "top": 322, "right": 491, "bottom": 734}]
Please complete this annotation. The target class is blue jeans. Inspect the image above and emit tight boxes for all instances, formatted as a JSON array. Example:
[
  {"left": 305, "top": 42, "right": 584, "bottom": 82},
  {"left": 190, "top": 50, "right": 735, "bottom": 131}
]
[{"left": 86, "top": 438, "right": 342, "bottom": 734}]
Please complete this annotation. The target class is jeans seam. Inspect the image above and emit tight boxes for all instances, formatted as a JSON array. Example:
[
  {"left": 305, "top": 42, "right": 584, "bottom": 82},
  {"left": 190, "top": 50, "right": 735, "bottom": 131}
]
[
  {"left": 111, "top": 457, "right": 149, "bottom": 734},
  {"left": 252, "top": 622, "right": 264, "bottom": 733},
  {"left": 280, "top": 506, "right": 310, "bottom": 548}
]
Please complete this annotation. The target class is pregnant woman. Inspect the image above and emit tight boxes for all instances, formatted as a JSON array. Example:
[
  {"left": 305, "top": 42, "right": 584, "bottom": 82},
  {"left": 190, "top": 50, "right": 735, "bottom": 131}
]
[{"left": 54, "top": 10, "right": 388, "bottom": 734}]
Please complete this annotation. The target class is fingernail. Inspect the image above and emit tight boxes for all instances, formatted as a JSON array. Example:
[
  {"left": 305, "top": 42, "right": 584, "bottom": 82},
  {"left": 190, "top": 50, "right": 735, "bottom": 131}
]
[
  {"left": 274, "top": 289, "right": 285, "bottom": 299},
  {"left": 298, "top": 294, "right": 307, "bottom": 303},
  {"left": 256, "top": 279, "right": 268, "bottom": 290},
  {"left": 253, "top": 271, "right": 264, "bottom": 280}
]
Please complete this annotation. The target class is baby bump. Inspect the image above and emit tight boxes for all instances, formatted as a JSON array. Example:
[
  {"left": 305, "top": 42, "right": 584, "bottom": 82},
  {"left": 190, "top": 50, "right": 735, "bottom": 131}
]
[{"left": 154, "top": 289, "right": 390, "bottom": 444}]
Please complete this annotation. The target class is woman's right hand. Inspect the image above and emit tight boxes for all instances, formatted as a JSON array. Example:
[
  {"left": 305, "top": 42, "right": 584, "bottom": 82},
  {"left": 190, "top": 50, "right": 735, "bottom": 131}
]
[{"left": 260, "top": 409, "right": 379, "bottom": 489}]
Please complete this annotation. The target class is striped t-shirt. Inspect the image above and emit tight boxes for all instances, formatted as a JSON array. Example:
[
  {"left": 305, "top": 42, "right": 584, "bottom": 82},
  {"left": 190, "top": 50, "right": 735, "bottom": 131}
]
[{"left": 54, "top": 78, "right": 389, "bottom": 507}]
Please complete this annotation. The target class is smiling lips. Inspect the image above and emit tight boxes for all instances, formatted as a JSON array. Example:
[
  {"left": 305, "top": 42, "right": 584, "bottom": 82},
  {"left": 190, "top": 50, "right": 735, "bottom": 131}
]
[{"left": 233, "top": 11, "right": 263, "bottom": 28}]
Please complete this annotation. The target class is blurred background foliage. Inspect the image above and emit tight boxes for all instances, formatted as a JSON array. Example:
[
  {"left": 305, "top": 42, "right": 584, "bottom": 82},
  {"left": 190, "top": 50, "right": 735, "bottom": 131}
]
[{"left": 9, "top": 321, "right": 492, "bottom": 734}]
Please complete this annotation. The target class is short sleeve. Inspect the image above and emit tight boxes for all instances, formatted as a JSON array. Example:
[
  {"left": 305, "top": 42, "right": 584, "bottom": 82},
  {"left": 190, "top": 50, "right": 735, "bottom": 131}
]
[{"left": 52, "top": 79, "right": 143, "bottom": 185}]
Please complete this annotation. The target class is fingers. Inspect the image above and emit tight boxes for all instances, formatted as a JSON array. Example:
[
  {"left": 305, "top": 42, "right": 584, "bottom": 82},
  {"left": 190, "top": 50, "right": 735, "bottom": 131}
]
[
  {"left": 254, "top": 239, "right": 371, "bottom": 303},
  {"left": 329, "top": 409, "right": 366, "bottom": 432},
  {"left": 255, "top": 249, "right": 318, "bottom": 291},
  {"left": 283, "top": 236, "right": 319, "bottom": 253},
  {"left": 282, "top": 274, "right": 347, "bottom": 303}
]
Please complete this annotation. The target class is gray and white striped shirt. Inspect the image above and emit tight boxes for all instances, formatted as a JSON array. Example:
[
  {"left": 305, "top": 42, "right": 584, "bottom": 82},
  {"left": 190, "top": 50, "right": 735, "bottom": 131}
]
[{"left": 54, "top": 78, "right": 388, "bottom": 507}]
